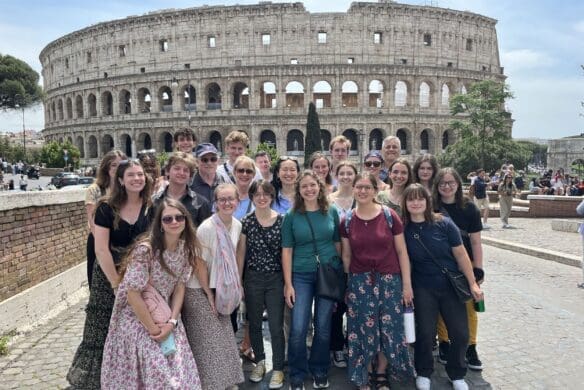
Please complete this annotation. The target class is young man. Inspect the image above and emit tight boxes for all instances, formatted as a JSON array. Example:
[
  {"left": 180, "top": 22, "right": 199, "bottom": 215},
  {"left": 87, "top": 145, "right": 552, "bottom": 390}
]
[
  {"left": 473, "top": 169, "right": 491, "bottom": 229},
  {"left": 380, "top": 135, "right": 401, "bottom": 182},
  {"left": 173, "top": 127, "right": 198, "bottom": 154},
  {"left": 216, "top": 130, "right": 262, "bottom": 183},
  {"left": 329, "top": 135, "right": 351, "bottom": 184},
  {"left": 190, "top": 143, "right": 224, "bottom": 203},
  {"left": 254, "top": 151, "right": 272, "bottom": 182},
  {"left": 152, "top": 152, "right": 211, "bottom": 227}
]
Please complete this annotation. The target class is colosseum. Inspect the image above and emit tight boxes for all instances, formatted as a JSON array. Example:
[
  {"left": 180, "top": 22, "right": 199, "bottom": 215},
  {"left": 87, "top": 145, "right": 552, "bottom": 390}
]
[{"left": 40, "top": 0, "right": 509, "bottom": 165}]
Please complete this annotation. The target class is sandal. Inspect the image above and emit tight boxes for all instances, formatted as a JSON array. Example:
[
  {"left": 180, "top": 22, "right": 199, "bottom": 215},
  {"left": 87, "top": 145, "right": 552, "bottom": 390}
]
[{"left": 369, "top": 373, "right": 390, "bottom": 390}]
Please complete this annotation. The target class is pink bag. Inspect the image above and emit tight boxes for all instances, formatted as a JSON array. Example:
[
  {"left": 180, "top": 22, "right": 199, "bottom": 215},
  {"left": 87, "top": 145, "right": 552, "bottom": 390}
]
[{"left": 141, "top": 283, "right": 172, "bottom": 324}]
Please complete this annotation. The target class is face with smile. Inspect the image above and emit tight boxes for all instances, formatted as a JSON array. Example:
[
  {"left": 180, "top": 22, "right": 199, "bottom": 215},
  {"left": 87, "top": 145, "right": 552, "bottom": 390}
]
[
  {"left": 353, "top": 178, "right": 376, "bottom": 205},
  {"left": 168, "top": 162, "right": 191, "bottom": 187},
  {"left": 198, "top": 153, "right": 219, "bottom": 176},
  {"left": 337, "top": 166, "right": 356, "bottom": 188},
  {"left": 255, "top": 155, "right": 271, "bottom": 175},
  {"left": 227, "top": 142, "right": 246, "bottom": 163},
  {"left": 120, "top": 165, "right": 146, "bottom": 194},
  {"left": 234, "top": 162, "right": 255, "bottom": 189},
  {"left": 215, "top": 187, "right": 239, "bottom": 218},
  {"left": 330, "top": 142, "right": 349, "bottom": 165},
  {"left": 383, "top": 140, "right": 400, "bottom": 164},
  {"left": 438, "top": 173, "right": 458, "bottom": 201},
  {"left": 390, "top": 162, "right": 409, "bottom": 188},
  {"left": 176, "top": 135, "right": 195, "bottom": 154},
  {"left": 278, "top": 160, "right": 298, "bottom": 187},
  {"left": 299, "top": 175, "right": 320, "bottom": 203},
  {"left": 161, "top": 206, "right": 186, "bottom": 237},
  {"left": 418, "top": 162, "right": 434, "bottom": 183},
  {"left": 406, "top": 195, "right": 427, "bottom": 217},
  {"left": 364, "top": 157, "right": 383, "bottom": 178},
  {"left": 311, "top": 158, "right": 330, "bottom": 182},
  {"left": 252, "top": 187, "right": 273, "bottom": 210}
]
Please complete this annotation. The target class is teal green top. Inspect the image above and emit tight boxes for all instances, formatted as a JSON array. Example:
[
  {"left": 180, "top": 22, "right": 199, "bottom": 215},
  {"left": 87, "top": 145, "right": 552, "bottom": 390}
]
[{"left": 281, "top": 207, "right": 340, "bottom": 273}]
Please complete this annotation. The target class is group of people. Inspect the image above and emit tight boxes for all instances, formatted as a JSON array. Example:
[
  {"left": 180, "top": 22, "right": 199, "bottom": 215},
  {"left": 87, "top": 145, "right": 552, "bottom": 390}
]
[{"left": 67, "top": 128, "right": 485, "bottom": 390}]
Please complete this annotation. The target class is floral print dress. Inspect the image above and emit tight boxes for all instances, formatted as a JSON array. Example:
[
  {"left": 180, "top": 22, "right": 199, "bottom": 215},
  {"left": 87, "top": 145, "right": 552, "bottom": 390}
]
[{"left": 101, "top": 242, "right": 201, "bottom": 389}]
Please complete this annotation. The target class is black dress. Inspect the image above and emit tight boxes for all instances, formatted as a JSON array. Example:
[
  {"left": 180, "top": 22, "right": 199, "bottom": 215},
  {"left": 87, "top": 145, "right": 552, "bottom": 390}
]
[{"left": 67, "top": 202, "right": 151, "bottom": 389}]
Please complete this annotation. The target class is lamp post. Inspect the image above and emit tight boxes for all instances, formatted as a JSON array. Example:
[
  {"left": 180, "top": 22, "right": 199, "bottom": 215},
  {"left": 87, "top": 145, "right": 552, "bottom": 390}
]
[{"left": 170, "top": 64, "right": 192, "bottom": 128}]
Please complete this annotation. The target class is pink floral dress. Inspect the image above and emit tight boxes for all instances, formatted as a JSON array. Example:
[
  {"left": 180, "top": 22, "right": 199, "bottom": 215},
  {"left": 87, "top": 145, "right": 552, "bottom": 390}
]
[{"left": 101, "top": 242, "right": 201, "bottom": 389}]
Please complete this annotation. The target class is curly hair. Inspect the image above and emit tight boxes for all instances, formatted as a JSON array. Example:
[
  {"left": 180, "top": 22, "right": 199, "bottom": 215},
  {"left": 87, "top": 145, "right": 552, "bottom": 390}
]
[{"left": 293, "top": 170, "right": 329, "bottom": 215}]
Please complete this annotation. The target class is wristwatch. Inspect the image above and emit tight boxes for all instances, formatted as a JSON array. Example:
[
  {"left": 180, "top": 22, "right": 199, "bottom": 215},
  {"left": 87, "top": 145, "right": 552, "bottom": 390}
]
[{"left": 167, "top": 318, "right": 178, "bottom": 328}]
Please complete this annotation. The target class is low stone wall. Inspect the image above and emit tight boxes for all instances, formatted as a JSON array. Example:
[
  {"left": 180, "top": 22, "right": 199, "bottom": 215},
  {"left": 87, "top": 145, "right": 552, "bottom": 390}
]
[
  {"left": 0, "top": 189, "right": 87, "bottom": 302},
  {"left": 527, "top": 195, "right": 583, "bottom": 218}
]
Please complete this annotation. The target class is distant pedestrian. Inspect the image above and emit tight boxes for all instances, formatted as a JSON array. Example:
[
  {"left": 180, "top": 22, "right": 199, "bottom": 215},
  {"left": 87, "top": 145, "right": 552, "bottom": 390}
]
[
  {"left": 577, "top": 199, "right": 584, "bottom": 289},
  {"left": 472, "top": 169, "right": 490, "bottom": 229},
  {"left": 19, "top": 175, "right": 27, "bottom": 191},
  {"left": 497, "top": 173, "right": 517, "bottom": 228}
]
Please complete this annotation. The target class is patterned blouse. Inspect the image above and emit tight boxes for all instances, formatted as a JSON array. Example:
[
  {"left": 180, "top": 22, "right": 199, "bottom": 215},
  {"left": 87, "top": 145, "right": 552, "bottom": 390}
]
[{"left": 241, "top": 213, "right": 283, "bottom": 273}]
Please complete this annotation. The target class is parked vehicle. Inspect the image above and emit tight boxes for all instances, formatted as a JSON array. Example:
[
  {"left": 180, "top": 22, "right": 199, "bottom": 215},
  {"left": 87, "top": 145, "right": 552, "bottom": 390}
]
[
  {"left": 55, "top": 174, "right": 80, "bottom": 189},
  {"left": 27, "top": 167, "right": 40, "bottom": 180},
  {"left": 51, "top": 172, "right": 76, "bottom": 187},
  {"left": 78, "top": 177, "right": 95, "bottom": 185}
]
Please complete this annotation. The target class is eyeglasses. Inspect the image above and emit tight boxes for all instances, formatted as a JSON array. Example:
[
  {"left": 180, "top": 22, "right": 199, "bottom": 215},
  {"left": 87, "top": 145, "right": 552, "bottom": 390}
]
[
  {"left": 364, "top": 161, "right": 382, "bottom": 168},
  {"left": 236, "top": 168, "right": 255, "bottom": 175},
  {"left": 355, "top": 185, "right": 374, "bottom": 191},
  {"left": 216, "top": 197, "right": 237, "bottom": 204},
  {"left": 200, "top": 156, "right": 218, "bottom": 163},
  {"left": 438, "top": 181, "right": 457, "bottom": 188},
  {"left": 161, "top": 214, "right": 186, "bottom": 224}
]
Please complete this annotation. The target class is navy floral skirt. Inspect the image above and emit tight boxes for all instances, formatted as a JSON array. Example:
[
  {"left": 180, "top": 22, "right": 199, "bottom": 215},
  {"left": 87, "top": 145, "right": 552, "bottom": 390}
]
[{"left": 346, "top": 272, "right": 415, "bottom": 386}]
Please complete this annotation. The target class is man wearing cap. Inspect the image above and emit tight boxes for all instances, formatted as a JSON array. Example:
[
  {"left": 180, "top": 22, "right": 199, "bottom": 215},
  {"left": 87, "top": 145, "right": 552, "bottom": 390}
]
[{"left": 190, "top": 143, "right": 225, "bottom": 202}]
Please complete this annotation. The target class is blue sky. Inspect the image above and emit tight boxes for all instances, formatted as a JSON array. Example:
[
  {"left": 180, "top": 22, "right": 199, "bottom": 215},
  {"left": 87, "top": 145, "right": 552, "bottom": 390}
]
[{"left": 1, "top": 0, "right": 583, "bottom": 140}]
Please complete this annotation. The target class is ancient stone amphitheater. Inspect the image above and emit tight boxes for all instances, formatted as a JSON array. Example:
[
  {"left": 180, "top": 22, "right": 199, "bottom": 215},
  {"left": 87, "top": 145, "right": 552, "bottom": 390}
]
[{"left": 40, "top": 1, "right": 507, "bottom": 165}]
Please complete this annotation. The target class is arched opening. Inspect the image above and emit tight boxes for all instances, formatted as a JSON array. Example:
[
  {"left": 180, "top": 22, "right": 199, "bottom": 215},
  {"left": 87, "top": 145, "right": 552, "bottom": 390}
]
[
  {"left": 285, "top": 81, "right": 305, "bottom": 108},
  {"left": 232, "top": 82, "right": 249, "bottom": 109},
  {"left": 260, "top": 129, "right": 277, "bottom": 148},
  {"left": 209, "top": 131, "right": 223, "bottom": 153},
  {"left": 88, "top": 94, "right": 97, "bottom": 117},
  {"left": 119, "top": 90, "right": 132, "bottom": 114},
  {"left": 419, "top": 82, "right": 430, "bottom": 108},
  {"left": 313, "top": 81, "right": 332, "bottom": 108},
  {"left": 101, "top": 91, "right": 113, "bottom": 116},
  {"left": 66, "top": 98, "right": 73, "bottom": 119},
  {"left": 369, "top": 80, "right": 384, "bottom": 108},
  {"left": 286, "top": 129, "right": 304, "bottom": 154},
  {"left": 159, "top": 86, "right": 173, "bottom": 112},
  {"left": 260, "top": 81, "right": 277, "bottom": 108},
  {"left": 442, "top": 130, "right": 450, "bottom": 150},
  {"left": 320, "top": 129, "right": 332, "bottom": 153},
  {"left": 66, "top": 136, "right": 73, "bottom": 144},
  {"left": 137, "top": 88, "right": 151, "bottom": 113},
  {"left": 75, "top": 95, "right": 83, "bottom": 118},
  {"left": 138, "top": 132, "right": 152, "bottom": 150},
  {"left": 441, "top": 84, "right": 450, "bottom": 106},
  {"left": 57, "top": 99, "right": 64, "bottom": 120},
  {"left": 101, "top": 134, "right": 114, "bottom": 155},
  {"left": 87, "top": 136, "right": 98, "bottom": 158},
  {"left": 369, "top": 128, "right": 384, "bottom": 151},
  {"left": 51, "top": 101, "right": 56, "bottom": 121},
  {"left": 342, "top": 129, "right": 359, "bottom": 155},
  {"left": 394, "top": 81, "right": 408, "bottom": 107},
  {"left": 183, "top": 84, "right": 196, "bottom": 111},
  {"left": 207, "top": 83, "right": 222, "bottom": 110},
  {"left": 120, "top": 134, "right": 132, "bottom": 157},
  {"left": 420, "top": 129, "right": 430, "bottom": 152},
  {"left": 396, "top": 129, "right": 408, "bottom": 154},
  {"left": 76, "top": 136, "right": 85, "bottom": 158},
  {"left": 160, "top": 132, "right": 173, "bottom": 153},
  {"left": 342, "top": 81, "right": 358, "bottom": 107}
]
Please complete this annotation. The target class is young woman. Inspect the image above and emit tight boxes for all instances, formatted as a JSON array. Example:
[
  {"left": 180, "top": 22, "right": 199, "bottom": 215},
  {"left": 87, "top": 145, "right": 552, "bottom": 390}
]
[
  {"left": 402, "top": 184, "right": 483, "bottom": 390},
  {"left": 182, "top": 183, "right": 244, "bottom": 390},
  {"left": 282, "top": 170, "right": 341, "bottom": 390},
  {"left": 233, "top": 155, "right": 256, "bottom": 220},
  {"left": 68, "top": 159, "right": 153, "bottom": 389},
  {"left": 309, "top": 152, "right": 334, "bottom": 194},
  {"left": 363, "top": 151, "right": 388, "bottom": 191},
  {"left": 341, "top": 173, "right": 414, "bottom": 390},
  {"left": 237, "top": 180, "right": 286, "bottom": 389},
  {"left": 271, "top": 156, "right": 300, "bottom": 214},
  {"left": 101, "top": 199, "right": 202, "bottom": 389},
  {"left": 413, "top": 154, "right": 439, "bottom": 193},
  {"left": 497, "top": 173, "right": 517, "bottom": 228},
  {"left": 432, "top": 168, "right": 485, "bottom": 371},
  {"left": 377, "top": 158, "right": 413, "bottom": 217},
  {"left": 85, "top": 150, "right": 126, "bottom": 285}
]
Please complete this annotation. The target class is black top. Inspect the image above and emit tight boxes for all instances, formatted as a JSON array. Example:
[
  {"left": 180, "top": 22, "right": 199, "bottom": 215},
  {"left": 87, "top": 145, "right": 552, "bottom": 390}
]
[
  {"left": 474, "top": 176, "right": 488, "bottom": 199},
  {"left": 241, "top": 213, "right": 284, "bottom": 273},
  {"left": 94, "top": 202, "right": 152, "bottom": 264},
  {"left": 152, "top": 185, "right": 212, "bottom": 227},
  {"left": 439, "top": 201, "right": 482, "bottom": 262},
  {"left": 190, "top": 172, "right": 224, "bottom": 204}
]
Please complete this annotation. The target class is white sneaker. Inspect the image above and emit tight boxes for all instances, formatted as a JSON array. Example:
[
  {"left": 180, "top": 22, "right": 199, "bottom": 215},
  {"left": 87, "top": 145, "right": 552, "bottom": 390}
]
[
  {"left": 269, "top": 370, "right": 285, "bottom": 389},
  {"left": 452, "top": 379, "right": 469, "bottom": 390},
  {"left": 249, "top": 360, "right": 266, "bottom": 383},
  {"left": 415, "top": 376, "right": 431, "bottom": 390}
]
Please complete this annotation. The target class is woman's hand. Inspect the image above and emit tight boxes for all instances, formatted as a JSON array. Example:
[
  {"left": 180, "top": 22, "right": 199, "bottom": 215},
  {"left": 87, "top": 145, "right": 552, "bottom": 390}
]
[
  {"left": 151, "top": 322, "right": 173, "bottom": 342},
  {"left": 402, "top": 285, "right": 414, "bottom": 306},
  {"left": 470, "top": 283, "right": 484, "bottom": 302},
  {"left": 284, "top": 284, "right": 295, "bottom": 309}
]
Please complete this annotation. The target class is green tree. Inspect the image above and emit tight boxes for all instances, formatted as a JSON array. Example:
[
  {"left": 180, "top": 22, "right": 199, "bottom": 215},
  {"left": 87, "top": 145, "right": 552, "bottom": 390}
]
[
  {"left": 304, "top": 102, "right": 322, "bottom": 168},
  {"left": 39, "top": 141, "right": 81, "bottom": 169},
  {"left": 0, "top": 54, "right": 44, "bottom": 109},
  {"left": 246, "top": 142, "right": 279, "bottom": 169}
]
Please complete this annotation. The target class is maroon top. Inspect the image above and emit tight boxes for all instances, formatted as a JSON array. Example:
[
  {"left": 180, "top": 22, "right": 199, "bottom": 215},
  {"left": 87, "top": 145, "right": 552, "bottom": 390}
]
[{"left": 340, "top": 208, "right": 403, "bottom": 274}]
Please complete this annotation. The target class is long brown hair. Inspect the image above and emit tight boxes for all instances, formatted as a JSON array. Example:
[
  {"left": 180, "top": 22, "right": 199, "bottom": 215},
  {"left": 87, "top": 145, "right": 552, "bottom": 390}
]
[
  {"left": 119, "top": 198, "right": 202, "bottom": 281},
  {"left": 432, "top": 167, "right": 469, "bottom": 210},
  {"left": 95, "top": 150, "right": 126, "bottom": 192},
  {"left": 388, "top": 158, "right": 413, "bottom": 189},
  {"left": 353, "top": 173, "right": 381, "bottom": 205},
  {"left": 413, "top": 153, "right": 439, "bottom": 188},
  {"left": 293, "top": 170, "right": 329, "bottom": 214},
  {"left": 401, "top": 183, "right": 441, "bottom": 225}
]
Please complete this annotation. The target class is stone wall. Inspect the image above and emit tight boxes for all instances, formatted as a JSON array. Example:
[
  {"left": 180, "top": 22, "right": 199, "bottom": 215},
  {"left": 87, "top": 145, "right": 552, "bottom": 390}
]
[
  {"left": 527, "top": 195, "right": 583, "bottom": 218},
  {"left": 0, "top": 190, "right": 86, "bottom": 302}
]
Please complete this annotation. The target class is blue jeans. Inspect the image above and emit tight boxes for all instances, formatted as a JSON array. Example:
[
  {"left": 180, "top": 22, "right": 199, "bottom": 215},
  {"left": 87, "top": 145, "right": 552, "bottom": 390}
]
[{"left": 288, "top": 272, "right": 335, "bottom": 385}]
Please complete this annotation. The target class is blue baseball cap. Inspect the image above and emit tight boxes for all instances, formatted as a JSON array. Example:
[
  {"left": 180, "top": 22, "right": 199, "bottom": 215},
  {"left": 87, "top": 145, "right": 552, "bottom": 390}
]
[{"left": 195, "top": 143, "right": 218, "bottom": 158}]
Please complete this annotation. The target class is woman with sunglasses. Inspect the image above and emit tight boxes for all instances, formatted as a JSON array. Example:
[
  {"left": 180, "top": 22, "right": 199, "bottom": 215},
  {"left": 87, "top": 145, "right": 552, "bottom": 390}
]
[
  {"left": 233, "top": 155, "right": 257, "bottom": 220},
  {"left": 432, "top": 168, "right": 485, "bottom": 372},
  {"left": 85, "top": 150, "right": 126, "bottom": 286},
  {"left": 272, "top": 156, "right": 300, "bottom": 214},
  {"left": 101, "top": 199, "right": 202, "bottom": 389},
  {"left": 341, "top": 173, "right": 414, "bottom": 390},
  {"left": 497, "top": 173, "right": 517, "bottom": 228},
  {"left": 310, "top": 152, "right": 334, "bottom": 195},
  {"left": 363, "top": 151, "right": 388, "bottom": 192},
  {"left": 282, "top": 170, "right": 341, "bottom": 390},
  {"left": 68, "top": 159, "right": 153, "bottom": 389},
  {"left": 413, "top": 154, "right": 439, "bottom": 193},
  {"left": 377, "top": 158, "right": 413, "bottom": 217},
  {"left": 401, "top": 184, "right": 483, "bottom": 390},
  {"left": 237, "top": 180, "right": 286, "bottom": 389},
  {"left": 182, "top": 183, "right": 244, "bottom": 390}
]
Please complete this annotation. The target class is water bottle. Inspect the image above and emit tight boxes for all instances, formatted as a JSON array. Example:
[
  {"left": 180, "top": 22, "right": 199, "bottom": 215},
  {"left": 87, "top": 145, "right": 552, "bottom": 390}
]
[
  {"left": 474, "top": 299, "right": 485, "bottom": 313},
  {"left": 403, "top": 305, "right": 416, "bottom": 343}
]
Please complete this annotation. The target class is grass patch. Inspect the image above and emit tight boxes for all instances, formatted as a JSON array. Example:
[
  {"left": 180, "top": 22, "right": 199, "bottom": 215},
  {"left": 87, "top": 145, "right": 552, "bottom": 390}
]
[{"left": 0, "top": 330, "right": 17, "bottom": 356}]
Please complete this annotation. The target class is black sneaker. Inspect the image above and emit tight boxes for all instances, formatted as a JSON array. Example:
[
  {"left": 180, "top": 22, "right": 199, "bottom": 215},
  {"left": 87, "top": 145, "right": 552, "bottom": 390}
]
[
  {"left": 313, "top": 376, "right": 329, "bottom": 389},
  {"left": 466, "top": 344, "right": 483, "bottom": 371},
  {"left": 438, "top": 341, "right": 449, "bottom": 364}
]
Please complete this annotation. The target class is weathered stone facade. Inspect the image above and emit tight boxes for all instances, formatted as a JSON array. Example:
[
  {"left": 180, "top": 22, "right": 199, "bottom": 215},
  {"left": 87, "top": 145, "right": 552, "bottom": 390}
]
[
  {"left": 547, "top": 135, "right": 584, "bottom": 174},
  {"left": 40, "top": 1, "right": 507, "bottom": 165}
]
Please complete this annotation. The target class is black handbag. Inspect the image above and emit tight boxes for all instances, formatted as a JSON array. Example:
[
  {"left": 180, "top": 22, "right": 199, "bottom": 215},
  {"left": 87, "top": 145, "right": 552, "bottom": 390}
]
[
  {"left": 412, "top": 232, "right": 472, "bottom": 303},
  {"left": 303, "top": 213, "right": 346, "bottom": 302}
]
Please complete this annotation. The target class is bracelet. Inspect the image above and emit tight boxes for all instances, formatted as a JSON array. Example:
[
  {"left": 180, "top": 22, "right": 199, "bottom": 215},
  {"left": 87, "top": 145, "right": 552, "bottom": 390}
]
[{"left": 167, "top": 318, "right": 178, "bottom": 328}]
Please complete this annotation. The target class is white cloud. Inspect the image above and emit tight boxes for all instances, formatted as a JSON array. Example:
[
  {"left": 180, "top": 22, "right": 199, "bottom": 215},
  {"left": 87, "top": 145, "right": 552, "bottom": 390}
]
[{"left": 501, "top": 49, "right": 556, "bottom": 74}]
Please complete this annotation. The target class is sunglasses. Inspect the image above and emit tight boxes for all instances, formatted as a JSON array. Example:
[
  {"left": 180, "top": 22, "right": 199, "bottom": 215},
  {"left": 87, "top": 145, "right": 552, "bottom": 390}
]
[
  {"left": 279, "top": 156, "right": 298, "bottom": 162},
  {"left": 137, "top": 149, "right": 156, "bottom": 157},
  {"left": 118, "top": 158, "right": 141, "bottom": 166},
  {"left": 200, "top": 156, "right": 218, "bottom": 163},
  {"left": 161, "top": 214, "right": 186, "bottom": 224},
  {"left": 236, "top": 168, "right": 254, "bottom": 175},
  {"left": 364, "top": 161, "right": 382, "bottom": 168}
]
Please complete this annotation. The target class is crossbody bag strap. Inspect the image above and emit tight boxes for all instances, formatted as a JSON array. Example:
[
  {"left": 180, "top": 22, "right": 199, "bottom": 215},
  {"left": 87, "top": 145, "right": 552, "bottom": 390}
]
[
  {"left": 223, "top": 162, "right": 236, "bottom": 183},
  {"left": 412, "top": 231, "right": 448, "bottom": 275},
  {"left": 302, "top": 213, "right": 320, "bottom": 265}
]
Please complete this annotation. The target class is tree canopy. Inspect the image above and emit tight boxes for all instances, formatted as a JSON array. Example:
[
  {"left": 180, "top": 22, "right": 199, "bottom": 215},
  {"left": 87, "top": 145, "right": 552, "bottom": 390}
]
[
  {"left": 0, "top": 54, "right": 44, "bottom": 109},
  {"left": 39, "top": 141, "right": 81, "bottom": 168},
  {"left": 304, "top": 102, "right": 322, "bottom": 168}
]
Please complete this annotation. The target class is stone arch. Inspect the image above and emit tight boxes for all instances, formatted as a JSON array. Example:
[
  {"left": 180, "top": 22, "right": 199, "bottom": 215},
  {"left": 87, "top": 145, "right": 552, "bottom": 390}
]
[
  {"left": 101, "top": 91, "right": 113, "bottom": 116},
  {"left": 160, "top": 131, "right": 174, "bottom": 153},
  {"left": 75, "top": 95, "right": 83, "bottom": 118},
  {"left": 87, "top": 135, "right": 98, "bottom": 158},
  {"left": 66, "top": 136, "right": 73, "bottom": 144},
  {"left": 260, "top": 129, "right": 277, "bottom": 147},
  {"left": 394, "top": 81, "right": 408, "bottom": 107},
  {"left": 442, "top": 130, "right": 450, "bottom": 150},
  {"left": 88, "top": 94, "right": 98, "bottom": 117},
  {"left": 101, "top": 134, "right": 115, "bottom": 155},
  {"left": 260, "top": 81, "right": 277, "bottom": 108},
  {"left": 58, "top": 137, "right": 64, "bottom": 144},
  {"left": 342, "top": 81, "right": 359, "bottom": 107},
  {"left": 232, "top": 82, "right": 249, "bottom": 109},
  {"left": 137, "top": 88, "right": 151, "bottom": 113},
  {"left": 420, "top": 128, "right": 432, "bottom": 152},
  {"left": 368, "top": 80, "right": 384, "bottom": 108},
  {"left": 65, "top": 97, "right": 73, "bottom": 119},
  {"left": 396, "top": 128, "right": 410, "bottom": 154},
  {"left": 572, "top": 158, "right": 584, "bottom": 177},
  {"left": 419, "top": 81, "right": 431, "bottom": 108},
  {"left": 182, "top": 84, "right": 196, "bottom": 111},
  {"left": 159, "top": 86, "right": 173, "bottom": 112},
  {"left": 209, "top": 130, "right": 223, "bottom": 152},
  {"left": 137, "top": 132, "right": 152, "bottom": 150},
  {"left": 369, "top": 128, "right": 384, "bottom": 151},
  {"left": 206, "top": 82, "right": 222, "bottom": 110},
  {"left": 286, "top": 129, "right": 304, "bottom": 154},
  {"left": 119, "top": 89, "right": 132, "bottom": 114},
  {"left": 313, "top": 80, "right": 332, "bottom": 108},
  {"left": 76, "top": 135, "right": 85, "bottom": 158},
  {"left": 57, "top": 99, "right": 64, "bottom": 120},
  {"left": 285, "top": 81, "right": 305, "bottom": 108},
  {"left": 342, "top": 129, "right": 359, "bottom": 154},
  {"left": 441, "top": 83, "right": 452, "bottom": 106},
  {"left": 119, "top": 133, "right": 132, "bottom": 157},
  {"left": 320, "top": 129, "right": 332, "bottom": 152}
]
